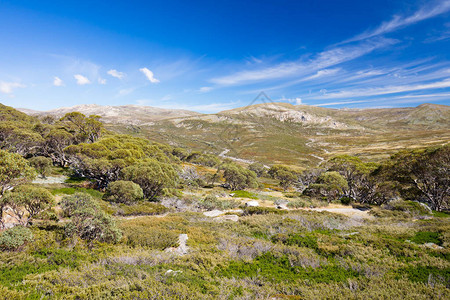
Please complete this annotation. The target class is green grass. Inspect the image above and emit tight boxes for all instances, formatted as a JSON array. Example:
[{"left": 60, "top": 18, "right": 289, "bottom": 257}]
[
  {"left": 433, "top": 211, "right": 450, "bottom": 218},
  {"left": 397, "top": 265, "right": 450, "bottom": 283},
  {"left": 220, "top": 252, "right": 359, "bottom": 283},
  {"left": 231, "top": 190, "right": 258, "bottom": 199},
  {"left": 411, "top": 231, "right": 442, "bottom": 246}
]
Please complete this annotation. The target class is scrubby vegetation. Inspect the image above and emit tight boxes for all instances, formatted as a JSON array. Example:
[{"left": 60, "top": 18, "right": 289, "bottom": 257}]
[{"left": 0, "top": 103, "right": 448, "bottom": 299}]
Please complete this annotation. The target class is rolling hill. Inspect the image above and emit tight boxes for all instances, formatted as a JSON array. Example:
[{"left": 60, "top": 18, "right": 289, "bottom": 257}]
[{"left": 16, "top": 102, "right": 450, "bottom": 167}]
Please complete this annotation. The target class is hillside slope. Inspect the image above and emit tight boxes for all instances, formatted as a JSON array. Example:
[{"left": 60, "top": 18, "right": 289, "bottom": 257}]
[
  {"left": 18, "top": 104, "right": 202, "bottom": 125},
  {"left": 16, "top": 102, "right": 450, "bottom": 167}
]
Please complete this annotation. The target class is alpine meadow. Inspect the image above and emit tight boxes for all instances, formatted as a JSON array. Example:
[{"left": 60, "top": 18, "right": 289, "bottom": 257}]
[{"left": 0, "top": 1, "right": 449, "bottom": 299}]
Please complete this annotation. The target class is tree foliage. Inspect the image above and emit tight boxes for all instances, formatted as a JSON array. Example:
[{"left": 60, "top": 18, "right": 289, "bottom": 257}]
[
  {"left": 248, "top": 162, "right": 266, "bottom": 177},
  {"left": 221, "top": 163, "right": 258, "bottom": 190},
  {"left": 0, "top": 225, "right": 33, "bottom": 251},
  {"left": 61, "top": 193, "right": 122, "bottom": 243},
  {"left": 268, "top": 165, "right": 298, "bottom": 190},
  {"left": 327, "top": 155, "right": 380, "bottom": 203},
  {"left": 0, "top": 150, "right": 36, "bottom": 196},
  {"left": 29, "top": 156, "right": 53, "bottom": 178},
  {"left": 1, "top": 185, "right": 54, "bottom": 226},
  {"left": 60, "top": 112, "right": 103, "bottom": 143},
  {"left": 308, "top": 171, "right": 348, "bottom": 202},
  {"left": 121, "top": 159, "right": 179, "bottom": 199},
  {"left": 103, "top": 180, "right": 144, "bottom": 204},
  {"left": 386, "top": 145, "right": 449, "bottom": 211}
]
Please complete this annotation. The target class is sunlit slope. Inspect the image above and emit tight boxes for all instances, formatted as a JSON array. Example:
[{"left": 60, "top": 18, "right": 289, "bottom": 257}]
[{"left": 106, "top": 103, "right": 449, "bottom": 167}]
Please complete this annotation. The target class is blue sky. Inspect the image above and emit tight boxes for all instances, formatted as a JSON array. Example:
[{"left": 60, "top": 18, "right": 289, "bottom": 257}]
[{"left": 1, "top": 0, "right": 450, "bottom": 112}]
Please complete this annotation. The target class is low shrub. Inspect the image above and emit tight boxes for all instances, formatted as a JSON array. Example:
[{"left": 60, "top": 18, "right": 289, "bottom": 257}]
[
  {"left": 397, "top": 265, "right": 450, "bottom": 284},
  {"left": 115, "top": 202, "right": 169, "bottom": 216},
  {"left": 340, "top": 196, "right": 352, "bottom": 205},
  {"left": 0, "top": 226, "right": 33, "bottom": 251},
  {"left": 383, "top": 200, "right": 430, "bottom": 216},
  {"left": 103, "top": 180, "right": 144, "bottom": 204},
  {"left": 242, "top": 207, "right": 288, "bottom": 216},
  {"left": 271, "top": 233, "right": 318, "bottom": 250},
  {"left": 287, "top": 198, "right": 327, "bottom": 208},
  {"left": 120, "top": 216, "right": 187, "bottom": 249},
  {"left": 61, "top": 193, "right": 122, "bottom": 244},
  {"left": 220, "top": 252, "right": 358, "bottom": 283},
  {"left": 198, "top": 195, "right": 239, "bottom": 211},
  {"left": 411, "top": 231, "right": 442, "bottom": 246}
]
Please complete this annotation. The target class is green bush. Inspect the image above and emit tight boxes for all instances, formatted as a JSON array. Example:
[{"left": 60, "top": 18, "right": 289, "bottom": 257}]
[
  {"left": 120, "top": 217, "right": 186, "bottom": 249},
  {"left": 383, "top": 200, "right": 430, "bottom": 215},
  {"left": 0, "top": 226, "right": 33, "bottom": 251},
  {"left": 411, "top": 231, "right": 442, "bottom": 246},
  {"left": 271, "top": 233, "right": 318, "bottom": 250},
  {"left": 28, "top": 156, "right": 52, "bottom": 178},
  {"left": 242, "top": 206, "right": 288, "bottom": 216},
  {"left": 198, "top": 195, "right": 239, "bottom": 211},
  {"left": 397, "top": 265, "right": 450, "bottom": 284},
  {"left": 61, "top": 193, "right": 122, "bottom": 243},
  {"left": 220, "top": 252, "right": 358, "bottom": 283},
  {"left": 340, "top": 196, "right": 352, "bottom": 205},
  {"left": 115, "top": 202, "right": 169, "bottom": 216},
  {"left": 104, "top": 180, "right": 144, "bottom": 204}
]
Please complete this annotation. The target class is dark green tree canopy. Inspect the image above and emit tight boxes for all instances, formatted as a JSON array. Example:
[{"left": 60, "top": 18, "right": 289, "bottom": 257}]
[
  {"left": 1, "top": 185, "right": 54, "bottom": 226},
  {"left": 0, "top": 150, "right": 36, "bottom": 196},
  {"left": 104, "top": 180, "right": 144, "bottom": 204},
  {"left": 121, "top": 159, "right": 179, "bottom": 199}
]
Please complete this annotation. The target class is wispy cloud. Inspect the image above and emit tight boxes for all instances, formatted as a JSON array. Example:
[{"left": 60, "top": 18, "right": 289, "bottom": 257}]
[
  {"left": 277, "top": 96, "right": 303, "bottom": 105},
  {"left": 139, "top": 67, "right": 160, "bottom": 83},
  {"left": 199, "top": 86, "right": 213, "bottom": 93},
  {"left": 118, "top": 88, "right": 135, "bottom": 96},
  {"left": 315, "top": 78, "right": 450, "bottom": 99},
  {"left": 343, "top": 0, "right": 450, "bottom": 44},
  {"left": 0, "top": 81, "right": 26, "bottom": 94},
  {"left": 53, "top": 76, "right": 64, "bottom": 86},
  {"left": 74, "top": 74, "right": 91, "bottom": 85},
  {"left": 210, "top": 38, "right": 396, "bottom": 86},
  {"left": 107, "top": 69, "right": 125, "bottom": 79},
  {"left": 98, "top": 78, "right": 107, "bottom": 85}
]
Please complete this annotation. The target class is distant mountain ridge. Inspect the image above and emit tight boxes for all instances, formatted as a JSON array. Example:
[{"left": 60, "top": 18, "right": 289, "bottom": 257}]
[
  {"left": 18, "top": 104, "right": 202, "bottom": 125},
  {"left": 15, "top": 102, "right": 449, "bottom": 165},
  {"left": 17, "top": 102, "right": 450, "bottom": 129}
]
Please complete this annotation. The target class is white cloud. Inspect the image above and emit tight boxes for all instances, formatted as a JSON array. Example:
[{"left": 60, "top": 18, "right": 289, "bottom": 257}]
[
  {"left": 107, "top": 69, "right": 125, "bottom": 79},
  {"left": 315, "top": 78, "right": 450, "bottom": 99},
  {"left": 199, "top": 86, "right": 213, "bottom": 93},
  {"left": 118, "top": 88, "right": 135, "bottom": 96},
  {"left": 0, "top": 81, "right": 26, "bottom": 94},
  {"left": 74, "top": 74, "right": 91, "bottom": 85},
  {"left": 343, "top": 0, "right": 450, "bottom": 43},
  {"left": 302, "top": 68, "right": 341, "bottom": 81},
  {"left": 135, "top": 99, "right": 240, "bottom": 113},
  {"left": 278, "top": 96, "right": 303, "bottom": 105},
  {"left": 210, "top": 38, "right": 396, "bottom": 86},
  {"left": 139, "top": 67, "right": 160, "bottom": 83},
  {"left": 98, "top": 78, "right": 107, "bottom": 85},
  {"left": 53, "top": 76, "right": 64, "bottom": 86}
]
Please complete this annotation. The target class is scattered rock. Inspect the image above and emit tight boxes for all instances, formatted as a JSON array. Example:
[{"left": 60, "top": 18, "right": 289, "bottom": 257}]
[
  {"left": 245, "top": 201, "right": 259, "bottom": 207},
  {"left": 32, "top": 176, "right": 67, "bottom": 184},
  {"left": 276, "top": 204, "right": 288, "bottom": 210},
  {"left": 203, "top": 210, "right": 225, "bottom": 217},
  {"left": 165, "top": 269, "right": 182, "bottom": 275},
  {"left": 164, "top": 234, "right": 189, "bottom": 255},
  {"left": 423, "top": 243, "right": 443, "bottom": 250}
]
